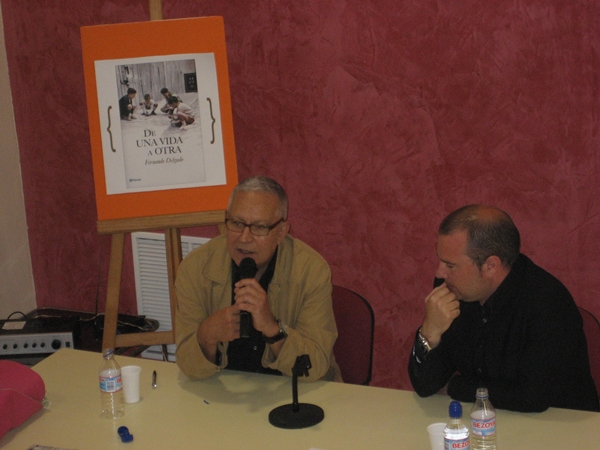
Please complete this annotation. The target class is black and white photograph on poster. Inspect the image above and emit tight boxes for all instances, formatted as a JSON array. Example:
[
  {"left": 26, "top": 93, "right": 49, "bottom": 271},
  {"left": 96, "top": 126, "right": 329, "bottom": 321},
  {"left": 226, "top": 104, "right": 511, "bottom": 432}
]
[{"left": 94, "top": 53, "right": 227, "bottom": 194}]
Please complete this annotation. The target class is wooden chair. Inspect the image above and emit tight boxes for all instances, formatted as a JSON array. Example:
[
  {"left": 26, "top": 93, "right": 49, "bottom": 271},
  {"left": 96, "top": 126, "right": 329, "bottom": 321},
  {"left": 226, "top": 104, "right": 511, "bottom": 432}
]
[
  {"left": 578, "top": 306, "right": 600, "bottom": 397},
  {"left": 331, "top": 285, "right": 375, "bottom": 385}
]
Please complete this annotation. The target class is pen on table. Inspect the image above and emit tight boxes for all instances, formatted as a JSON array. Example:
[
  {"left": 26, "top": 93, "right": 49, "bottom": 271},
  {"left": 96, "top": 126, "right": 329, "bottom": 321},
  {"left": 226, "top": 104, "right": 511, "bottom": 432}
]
[{"left": 148, "top": 369, "right": 208, "bottom": 403}]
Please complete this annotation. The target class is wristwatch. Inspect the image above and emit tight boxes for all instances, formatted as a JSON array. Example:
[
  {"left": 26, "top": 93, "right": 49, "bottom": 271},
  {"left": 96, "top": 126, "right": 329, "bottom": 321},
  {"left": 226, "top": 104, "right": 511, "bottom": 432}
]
[
  {"left": 412, "top": 327, "right": 432, "bottom": 363},
  {"left": 263, "top": 319, "right": 288, "bottom": 344},
  {"left": 417, "top": 327, "right": 432, "bottom": 353}
]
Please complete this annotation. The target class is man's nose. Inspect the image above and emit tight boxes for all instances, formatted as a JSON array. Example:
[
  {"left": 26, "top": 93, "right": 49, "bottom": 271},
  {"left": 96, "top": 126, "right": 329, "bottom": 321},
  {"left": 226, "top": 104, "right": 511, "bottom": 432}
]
[
  {"left": 239, "top": 225, "right": 254, "bottom": 241},
  {"left": 435, "top": 262, "right": 447, "bottom": 280}
]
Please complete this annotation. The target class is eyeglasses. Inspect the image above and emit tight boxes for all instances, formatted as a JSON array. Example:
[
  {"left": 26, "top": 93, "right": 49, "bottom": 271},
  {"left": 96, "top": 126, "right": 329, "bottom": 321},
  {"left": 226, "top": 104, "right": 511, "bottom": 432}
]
[{"left": 225, "top": 218, "right": 285, "bottom": 236}]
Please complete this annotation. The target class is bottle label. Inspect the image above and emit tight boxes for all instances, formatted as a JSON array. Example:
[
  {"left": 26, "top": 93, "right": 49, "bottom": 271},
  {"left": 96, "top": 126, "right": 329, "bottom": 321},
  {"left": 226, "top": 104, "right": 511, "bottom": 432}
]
[
  {"left": 444, "top": 437, "right": 470, "bottom": 449},
  {"left": 99, "top": 374, "right": 122, "bottom": 393},
  {"left": 471, "top": 417, "right": 496, "bottom": 436}
]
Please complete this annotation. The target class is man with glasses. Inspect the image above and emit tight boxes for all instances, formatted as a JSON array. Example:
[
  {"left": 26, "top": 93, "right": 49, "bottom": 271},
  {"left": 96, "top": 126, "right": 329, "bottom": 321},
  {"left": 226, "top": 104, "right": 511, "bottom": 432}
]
[{"left": 175, "top": 176, "right": 340, "bottom": 382}]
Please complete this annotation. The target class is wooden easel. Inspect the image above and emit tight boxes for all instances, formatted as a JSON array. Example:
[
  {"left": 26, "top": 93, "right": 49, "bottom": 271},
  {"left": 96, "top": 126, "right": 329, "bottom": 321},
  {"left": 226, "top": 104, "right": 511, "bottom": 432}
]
[
  {"left": 99, "top": 0, "right": 227, "bottom": 355},
  {"left": 99, "top": 211, "right": 226, "bottom": 354}
]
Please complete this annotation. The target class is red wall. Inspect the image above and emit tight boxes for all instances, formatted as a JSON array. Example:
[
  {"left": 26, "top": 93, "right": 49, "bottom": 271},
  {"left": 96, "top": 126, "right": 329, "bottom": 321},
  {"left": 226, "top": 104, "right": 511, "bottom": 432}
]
[{"left": 3, "top": 0, "right": 600, "bottom": 391}]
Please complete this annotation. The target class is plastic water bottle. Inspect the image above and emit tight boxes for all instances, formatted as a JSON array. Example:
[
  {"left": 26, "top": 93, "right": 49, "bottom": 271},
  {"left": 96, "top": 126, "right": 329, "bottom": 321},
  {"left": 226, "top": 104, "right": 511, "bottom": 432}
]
[
  {"left": 99, "top": 348, "right": 124, "bottom": 419},
  {"left": 444, "top": 400, "right": 470, "bottom": 450},
  {"left": 470, "top": 388, "right": 496, "bottom": 450}
]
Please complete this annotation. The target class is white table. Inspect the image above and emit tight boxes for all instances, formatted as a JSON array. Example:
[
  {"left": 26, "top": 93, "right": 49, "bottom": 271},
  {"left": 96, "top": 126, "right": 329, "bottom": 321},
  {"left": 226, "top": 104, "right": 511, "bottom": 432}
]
[{"left": 1, "top": 349, "right": 599, "bottom": 449}]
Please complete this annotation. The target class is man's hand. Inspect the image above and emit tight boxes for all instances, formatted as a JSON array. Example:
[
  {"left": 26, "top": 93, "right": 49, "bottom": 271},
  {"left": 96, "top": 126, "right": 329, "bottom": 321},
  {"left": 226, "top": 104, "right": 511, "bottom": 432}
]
[
  {"left": 421, "top": 282, "right": 461, "bottom": 348},
  {"left": 196, "top": 305, "right": 241, "bottom": 363},
  {"left": 233, "top": 278, "right": 279, "bottom": 337}
]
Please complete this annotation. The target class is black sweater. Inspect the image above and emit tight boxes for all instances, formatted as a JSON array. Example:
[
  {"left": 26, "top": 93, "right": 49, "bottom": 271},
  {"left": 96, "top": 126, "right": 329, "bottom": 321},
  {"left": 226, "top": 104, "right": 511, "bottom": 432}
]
[{"left": 409, "top": 254, "right": 599, "bottom": 412}]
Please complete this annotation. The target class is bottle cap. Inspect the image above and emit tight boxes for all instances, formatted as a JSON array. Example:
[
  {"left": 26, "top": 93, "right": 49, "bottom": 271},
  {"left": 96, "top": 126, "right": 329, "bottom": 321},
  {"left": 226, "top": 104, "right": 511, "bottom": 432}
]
[
  {"left": 118, "top": 426, "right": 134, "bottom": 443},
  {"left": 476, "top": 387, "right": 489, "bottom": 398},
  {"left": 449, "top": 400, "right": 463, "bottom": 418}
]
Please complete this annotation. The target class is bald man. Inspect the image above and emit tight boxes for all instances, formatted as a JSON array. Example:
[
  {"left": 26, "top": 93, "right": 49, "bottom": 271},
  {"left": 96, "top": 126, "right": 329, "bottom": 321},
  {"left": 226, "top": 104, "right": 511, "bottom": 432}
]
[{"left": 409, "top": 204, "right": 599, "bottom": 412}]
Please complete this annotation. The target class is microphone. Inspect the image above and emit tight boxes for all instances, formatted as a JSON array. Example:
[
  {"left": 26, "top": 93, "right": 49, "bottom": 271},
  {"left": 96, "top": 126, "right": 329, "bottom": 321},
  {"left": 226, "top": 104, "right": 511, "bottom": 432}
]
[{"left": 238, "top": 257, "right": 257, "bottom": 338}]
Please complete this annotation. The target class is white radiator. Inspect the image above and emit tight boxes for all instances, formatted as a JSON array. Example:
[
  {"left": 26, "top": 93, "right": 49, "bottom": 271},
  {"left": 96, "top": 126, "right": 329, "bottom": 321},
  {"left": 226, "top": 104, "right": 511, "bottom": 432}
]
[{"left": 132, "top": 231, "right": 209, "bottom": 361}]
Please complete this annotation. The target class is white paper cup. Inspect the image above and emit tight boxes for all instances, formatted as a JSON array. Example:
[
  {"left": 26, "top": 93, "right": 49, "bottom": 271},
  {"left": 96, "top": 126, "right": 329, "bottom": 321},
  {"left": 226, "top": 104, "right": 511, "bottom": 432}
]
[
  {"left": 121, "top": 365, "right": 142, "bottom": 403},
  {"left": 427, "top": 422, "right": 446, "bottom": 450}
]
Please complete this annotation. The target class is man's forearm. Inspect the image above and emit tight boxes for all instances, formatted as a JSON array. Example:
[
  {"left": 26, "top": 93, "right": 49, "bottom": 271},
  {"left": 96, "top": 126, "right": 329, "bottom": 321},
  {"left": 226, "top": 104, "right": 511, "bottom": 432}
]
[{"left": 197, "top": 322, "right": 218, "bottom": 364}]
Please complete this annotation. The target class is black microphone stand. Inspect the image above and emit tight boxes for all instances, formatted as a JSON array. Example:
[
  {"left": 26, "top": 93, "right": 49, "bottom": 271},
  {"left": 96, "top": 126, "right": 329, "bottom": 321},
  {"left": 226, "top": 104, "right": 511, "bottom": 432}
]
[{"left": 268, "top": 355, "right": 324, "bottom": 429}]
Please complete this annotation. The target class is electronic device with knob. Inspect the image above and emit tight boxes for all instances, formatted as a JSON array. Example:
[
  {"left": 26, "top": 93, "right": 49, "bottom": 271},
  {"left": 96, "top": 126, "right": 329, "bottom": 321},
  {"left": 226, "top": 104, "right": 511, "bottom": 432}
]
[{"left": 0, "top": 317, "right": 80, "bottom": 365}]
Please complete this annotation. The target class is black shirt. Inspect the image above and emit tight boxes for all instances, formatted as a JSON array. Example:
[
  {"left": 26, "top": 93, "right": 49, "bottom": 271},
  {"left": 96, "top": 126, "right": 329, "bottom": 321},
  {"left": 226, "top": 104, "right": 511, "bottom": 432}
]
[
  {"left": 225, "top": 250, "right": 281, "bottom": 375},
  {"left": 409, "top": 254, "right": 599, "bottom": 412},
  {"left": 118, "top": 94, "right": 132, "bottom": 118}
]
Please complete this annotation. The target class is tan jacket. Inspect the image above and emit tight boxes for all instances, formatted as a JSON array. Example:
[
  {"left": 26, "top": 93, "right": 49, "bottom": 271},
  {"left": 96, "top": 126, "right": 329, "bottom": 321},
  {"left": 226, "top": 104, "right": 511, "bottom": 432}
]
[{"left": 175, "top": 234, "right": 340, "bottom": 382}]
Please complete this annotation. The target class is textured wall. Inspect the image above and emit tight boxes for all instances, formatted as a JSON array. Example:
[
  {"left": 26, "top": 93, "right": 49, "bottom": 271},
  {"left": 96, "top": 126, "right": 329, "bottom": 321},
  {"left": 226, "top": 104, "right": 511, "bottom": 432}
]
[
  {"left": 0, "top": 4, "right": 36, "bottom": 318},
  {"left": 2, "top": 0, "right": 600, "bottom": 390}
]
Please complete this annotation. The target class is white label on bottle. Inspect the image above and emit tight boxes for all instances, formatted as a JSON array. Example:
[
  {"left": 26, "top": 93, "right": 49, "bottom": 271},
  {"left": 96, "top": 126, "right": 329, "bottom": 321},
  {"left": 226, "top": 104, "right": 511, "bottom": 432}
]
[
  {"left": 99, "top": 374, "right": 122, "bottom": 393},
  {"left": 444, "top": 437, "right": 470, "bottom": 449},
  {"left": 471, "top": 417, "right": 496, "bottom": 436}
]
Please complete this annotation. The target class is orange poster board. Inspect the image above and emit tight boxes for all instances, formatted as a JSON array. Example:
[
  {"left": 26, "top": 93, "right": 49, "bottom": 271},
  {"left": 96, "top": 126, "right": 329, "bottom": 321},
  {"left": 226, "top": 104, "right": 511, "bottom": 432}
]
[{"left": 81, "top": 17, "right": 237, "bottom": 221}]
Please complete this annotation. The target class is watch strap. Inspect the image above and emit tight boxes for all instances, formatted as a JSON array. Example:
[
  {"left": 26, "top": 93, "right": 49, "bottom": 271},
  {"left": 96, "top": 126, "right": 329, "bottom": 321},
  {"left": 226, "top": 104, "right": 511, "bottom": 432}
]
[{"left": 263, "top": 319, "right": 287, "bottom": 344}]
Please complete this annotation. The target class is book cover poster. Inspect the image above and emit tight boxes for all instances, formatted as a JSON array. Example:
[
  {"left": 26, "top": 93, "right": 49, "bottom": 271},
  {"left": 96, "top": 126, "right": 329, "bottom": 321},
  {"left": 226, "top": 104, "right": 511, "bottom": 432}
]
[
  {"left": 81, "top": 17, "right": 238, "bottom": 221},
  {"left": 96, "top": 53, "right": 222, "bottom": 194}
]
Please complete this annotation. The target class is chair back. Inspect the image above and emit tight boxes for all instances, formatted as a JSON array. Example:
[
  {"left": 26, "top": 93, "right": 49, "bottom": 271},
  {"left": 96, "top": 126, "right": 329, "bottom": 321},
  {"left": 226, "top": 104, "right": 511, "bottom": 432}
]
[
  {"left": 579, "top": 306, "right": 600, "bottom": 397},
  {"left": 331, "top": 285, "right": 375, "bottom": 385}
]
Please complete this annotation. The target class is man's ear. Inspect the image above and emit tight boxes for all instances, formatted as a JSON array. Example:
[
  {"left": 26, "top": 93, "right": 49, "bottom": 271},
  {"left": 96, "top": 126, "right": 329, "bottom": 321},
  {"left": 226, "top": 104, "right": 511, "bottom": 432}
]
[
  {"left": 482, "top": 255, "right": 502, "bottom": 278},
  {"left": 277, "top": 221, "right": 290, "bottom": 244}
]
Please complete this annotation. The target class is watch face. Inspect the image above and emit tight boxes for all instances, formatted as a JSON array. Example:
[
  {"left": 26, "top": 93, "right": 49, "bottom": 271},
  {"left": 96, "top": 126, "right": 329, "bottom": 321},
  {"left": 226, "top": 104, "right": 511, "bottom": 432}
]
[{"left": 279, "top": 321, "right": 288, "bottom": 335}]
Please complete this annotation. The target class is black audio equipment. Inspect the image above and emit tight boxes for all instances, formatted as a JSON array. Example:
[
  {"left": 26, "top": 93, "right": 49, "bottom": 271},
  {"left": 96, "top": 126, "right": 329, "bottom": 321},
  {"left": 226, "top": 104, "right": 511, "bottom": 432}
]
[{"left": 0, "top": 316, "right": 81, "bottom": 365}]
